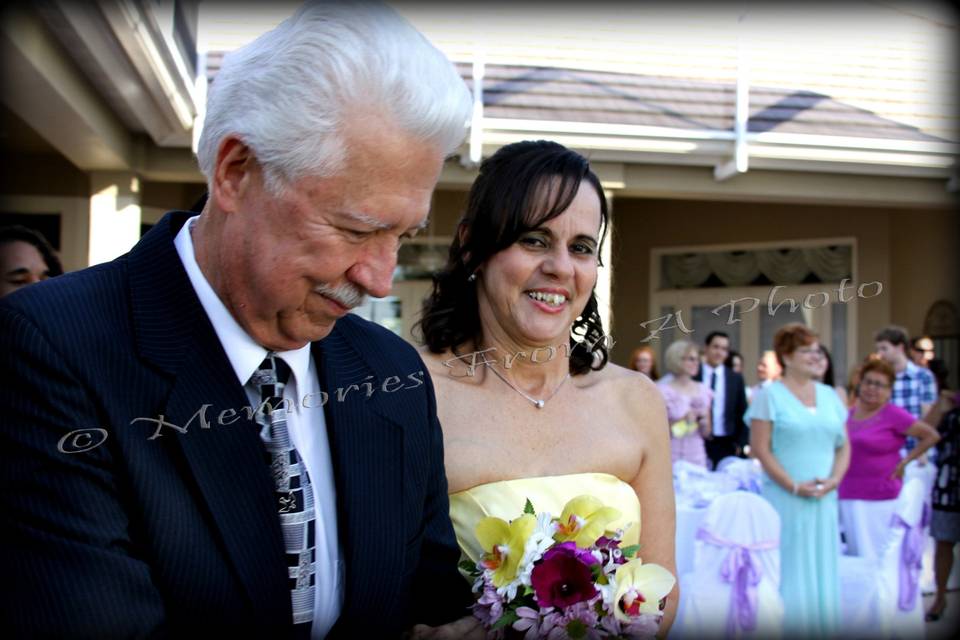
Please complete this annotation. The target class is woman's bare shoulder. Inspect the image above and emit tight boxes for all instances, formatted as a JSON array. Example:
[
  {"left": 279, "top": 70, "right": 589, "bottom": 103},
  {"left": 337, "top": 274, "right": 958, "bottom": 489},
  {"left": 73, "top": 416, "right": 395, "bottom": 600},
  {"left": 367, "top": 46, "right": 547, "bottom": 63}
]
[{"left": 588, "top": 363, "right": 666, "bottom": 421}]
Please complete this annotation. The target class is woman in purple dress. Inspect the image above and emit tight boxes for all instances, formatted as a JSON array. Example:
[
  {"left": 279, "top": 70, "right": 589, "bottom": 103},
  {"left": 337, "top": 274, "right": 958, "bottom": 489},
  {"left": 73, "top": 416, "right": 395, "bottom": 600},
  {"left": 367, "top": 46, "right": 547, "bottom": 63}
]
[{"left": 657, "top": 340, "right": 712, "bottom": 468}]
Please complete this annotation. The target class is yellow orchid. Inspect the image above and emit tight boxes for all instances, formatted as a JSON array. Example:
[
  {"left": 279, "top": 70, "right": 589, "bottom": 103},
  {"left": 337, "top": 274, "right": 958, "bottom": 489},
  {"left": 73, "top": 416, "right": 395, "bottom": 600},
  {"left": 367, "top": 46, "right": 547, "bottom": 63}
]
[
  {"left": 612, "top": 558, "right": 675, "bottom": 621},
  {"left": 553, "top": 495, "right": 621, "bottom": 548},
  {"left": 475, "top": 514, "right": 536, "bottom": 587}
]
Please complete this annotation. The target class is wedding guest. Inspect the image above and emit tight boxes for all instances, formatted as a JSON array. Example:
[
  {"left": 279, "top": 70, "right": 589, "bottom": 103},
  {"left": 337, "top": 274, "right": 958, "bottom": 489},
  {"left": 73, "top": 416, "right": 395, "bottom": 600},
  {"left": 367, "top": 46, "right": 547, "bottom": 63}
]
[
  {"left": 417, "top": 140, "right": 678, "bottom": 632},
  {"left": 725, "top": 349, "right": 744, "bottom": 375},
  {"left": 876, "top": 325, "right": 937, "bottom": 454},
  {"left": 838, "top": 359, "right": 939, "bottom": 560},
  {"left": 927, "top": 392, "right": 960, "bottom": 622},
  {"left": 0, "top": 225, "right": 63, "bottom": 297},
  {"left": 694, "top": 331, "right": 749, "bottom": 466},
  {"left": 747, "top": 349, "right": 780, "bottom": 403},
  {"left": 629, "top": 344, "right": 660, "bottom": 380},
  {"left": 814, "top": 345, "right": 849, "bottom": 406},
  {"left": 657, "top": 340, "right": 712, "bottom": 468},
  {"left": 929, "top": 358, "right": 950, "bottom": 394},
  {"left": 745, "top": 323, "right": 850, "bottom": 637},
  {"left": 910, "top": 335, "right": 935, "bottom": 368},
  {"left": 0, "top": 3, "right": 477, "bottom": 637}
]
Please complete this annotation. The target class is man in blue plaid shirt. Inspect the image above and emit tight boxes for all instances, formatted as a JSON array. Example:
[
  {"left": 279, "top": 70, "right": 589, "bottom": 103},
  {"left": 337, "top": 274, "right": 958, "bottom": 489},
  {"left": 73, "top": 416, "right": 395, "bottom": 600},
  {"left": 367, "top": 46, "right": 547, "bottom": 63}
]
[{"left": 875, "top": 326, "right": 938, "bottom": 453}]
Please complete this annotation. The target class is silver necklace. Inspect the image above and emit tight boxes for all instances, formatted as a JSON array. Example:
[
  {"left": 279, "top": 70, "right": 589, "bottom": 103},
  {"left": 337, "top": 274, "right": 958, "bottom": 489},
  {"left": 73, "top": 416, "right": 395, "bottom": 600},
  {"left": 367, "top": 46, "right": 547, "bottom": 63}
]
[{"left": 486, "top": 366, "right": 571, "bottom": 409}]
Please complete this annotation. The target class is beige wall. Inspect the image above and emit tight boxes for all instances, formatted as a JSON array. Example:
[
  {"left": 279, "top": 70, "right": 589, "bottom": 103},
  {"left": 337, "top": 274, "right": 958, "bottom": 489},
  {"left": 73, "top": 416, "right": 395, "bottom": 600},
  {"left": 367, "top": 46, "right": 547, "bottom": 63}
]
[
  {"left": 888, "top": 208, "right": 960, "bottom": 337},
  {"left": 609, "top": 198, "right": 957, "bottom": 368},
  {"left": 430, "top": 188, "right": 468, "bottom": 237},
  {"left": 140, "top": 181, "right": 207, "bottom": 213}
]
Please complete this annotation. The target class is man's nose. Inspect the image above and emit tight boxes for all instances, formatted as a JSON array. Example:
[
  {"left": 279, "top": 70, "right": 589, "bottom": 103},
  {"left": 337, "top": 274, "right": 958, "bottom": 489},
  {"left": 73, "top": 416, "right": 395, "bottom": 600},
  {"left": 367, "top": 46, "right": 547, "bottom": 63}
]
[{"left": 348, "top": 244, "right": 396, "bottom": 299}]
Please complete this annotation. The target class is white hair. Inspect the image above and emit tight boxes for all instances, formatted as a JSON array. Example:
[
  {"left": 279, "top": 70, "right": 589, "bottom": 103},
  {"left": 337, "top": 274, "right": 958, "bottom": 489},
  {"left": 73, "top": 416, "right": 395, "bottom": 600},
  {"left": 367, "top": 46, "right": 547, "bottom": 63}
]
[
  {"left": 196, "top": 0, "right": 472, "bottom": 194},
  {"left": 664, "top": 340, "right": 699, "bottom": 376}
]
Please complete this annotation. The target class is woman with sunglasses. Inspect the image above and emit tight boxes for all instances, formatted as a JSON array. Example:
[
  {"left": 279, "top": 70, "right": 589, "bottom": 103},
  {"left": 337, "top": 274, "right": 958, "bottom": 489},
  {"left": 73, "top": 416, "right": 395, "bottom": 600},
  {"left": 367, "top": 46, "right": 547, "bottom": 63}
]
[{"left": 838, "top": 358, "right": 939, "bottom": 560}]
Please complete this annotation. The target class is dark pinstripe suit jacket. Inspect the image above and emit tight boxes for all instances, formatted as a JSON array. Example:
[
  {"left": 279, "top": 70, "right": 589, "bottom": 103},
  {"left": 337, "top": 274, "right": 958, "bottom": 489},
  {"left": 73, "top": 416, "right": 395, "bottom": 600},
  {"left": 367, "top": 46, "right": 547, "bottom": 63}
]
[{"left": 0, "top": 211, "right": 471, "bottom": 638}]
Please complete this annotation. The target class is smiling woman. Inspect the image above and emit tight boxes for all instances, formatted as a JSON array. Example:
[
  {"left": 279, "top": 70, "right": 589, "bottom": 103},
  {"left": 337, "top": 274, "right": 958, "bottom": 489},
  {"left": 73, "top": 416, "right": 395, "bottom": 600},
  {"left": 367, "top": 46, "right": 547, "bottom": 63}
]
[{"left": 415, "top": 140, "right": 678, "bottom": 636}]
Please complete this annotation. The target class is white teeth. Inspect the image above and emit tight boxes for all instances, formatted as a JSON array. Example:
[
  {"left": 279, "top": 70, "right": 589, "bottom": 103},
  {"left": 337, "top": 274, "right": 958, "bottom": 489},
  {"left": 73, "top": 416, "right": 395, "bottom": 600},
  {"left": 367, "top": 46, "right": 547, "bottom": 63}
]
[{"left": 527, "top": 291, "right": 566, "bottom": 306}]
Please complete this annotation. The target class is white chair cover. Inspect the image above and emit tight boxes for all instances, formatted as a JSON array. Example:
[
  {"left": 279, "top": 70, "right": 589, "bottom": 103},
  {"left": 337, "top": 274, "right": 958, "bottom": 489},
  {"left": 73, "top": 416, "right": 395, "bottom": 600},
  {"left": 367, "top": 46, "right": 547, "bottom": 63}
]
[
  {"left": 717, "top": 458, "right": 763, "bottom": 494},
  {"left": 839, "top": 498, "right": 898, "bottom": 560},
  {"left": 838, "top": 477, "right": 928, "bottom": 638},
  {"left": 675, "top": 491, "right": 783, "bottom": 639},
  {"left": 715, "top": 456, "right": 742, "bottom": 473}
]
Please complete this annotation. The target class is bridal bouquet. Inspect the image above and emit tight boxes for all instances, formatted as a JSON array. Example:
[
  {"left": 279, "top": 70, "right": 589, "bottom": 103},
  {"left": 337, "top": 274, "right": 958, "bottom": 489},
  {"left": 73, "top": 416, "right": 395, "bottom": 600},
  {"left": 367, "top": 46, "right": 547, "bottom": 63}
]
[{"left": 461, "top": 496, "right": 675, "bottom": 639}]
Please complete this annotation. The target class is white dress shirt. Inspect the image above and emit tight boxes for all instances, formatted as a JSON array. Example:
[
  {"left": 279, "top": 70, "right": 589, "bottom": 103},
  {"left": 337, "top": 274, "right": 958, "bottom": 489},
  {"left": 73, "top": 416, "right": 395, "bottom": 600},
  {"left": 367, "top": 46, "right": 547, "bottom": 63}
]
[
  {"left": 175, "top": 216, "right": 342, "bottom": 638},
  {"left": 703, "top": 363, "right": 728, "bottom": 437}
]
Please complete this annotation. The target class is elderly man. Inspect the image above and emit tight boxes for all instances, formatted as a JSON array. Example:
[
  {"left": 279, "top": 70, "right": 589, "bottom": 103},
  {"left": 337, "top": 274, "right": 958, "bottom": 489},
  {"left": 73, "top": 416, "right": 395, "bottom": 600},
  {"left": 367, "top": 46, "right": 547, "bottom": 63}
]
[{"left": 0, "top": 3, "right": 479, "bottom": 638}]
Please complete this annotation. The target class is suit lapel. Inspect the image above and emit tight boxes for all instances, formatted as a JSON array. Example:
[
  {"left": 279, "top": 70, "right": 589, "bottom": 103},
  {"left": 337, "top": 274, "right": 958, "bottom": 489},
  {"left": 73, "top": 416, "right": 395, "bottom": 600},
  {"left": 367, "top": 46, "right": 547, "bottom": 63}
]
[
  {"left": 313, "top": 331, "right": 405, "bottom": 623},
  {"left": 128, "top": 212, "right": 289, "bottom": 623}
]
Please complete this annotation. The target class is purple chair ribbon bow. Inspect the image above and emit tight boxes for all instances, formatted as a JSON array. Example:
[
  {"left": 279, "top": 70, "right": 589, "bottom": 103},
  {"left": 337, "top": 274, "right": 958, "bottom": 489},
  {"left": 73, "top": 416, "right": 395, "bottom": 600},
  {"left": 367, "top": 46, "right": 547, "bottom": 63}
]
[
  {"left": 697, "top": 527, "right": 779, "bottom": 636},
  {"left": 891, "top": 502, "right": 931, "bottom": 612}
]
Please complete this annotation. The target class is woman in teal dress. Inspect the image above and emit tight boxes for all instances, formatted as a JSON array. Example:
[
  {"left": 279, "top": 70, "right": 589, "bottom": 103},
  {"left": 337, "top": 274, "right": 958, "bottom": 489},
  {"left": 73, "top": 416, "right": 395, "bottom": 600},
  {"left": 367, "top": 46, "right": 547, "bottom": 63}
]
[
  {"left": 415, "top": 140, "right": 677, "bottom": 634},
  {"left": 745, "top": 323, "right": 850, "bottom": 638}
]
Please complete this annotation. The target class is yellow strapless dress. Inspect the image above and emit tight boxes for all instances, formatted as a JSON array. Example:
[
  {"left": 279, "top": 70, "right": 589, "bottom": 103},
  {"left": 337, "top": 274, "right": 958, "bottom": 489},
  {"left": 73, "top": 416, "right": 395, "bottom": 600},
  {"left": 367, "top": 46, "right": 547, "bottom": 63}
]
[{"left": 449, "top": 472, "right": 641, "bottom": 565}]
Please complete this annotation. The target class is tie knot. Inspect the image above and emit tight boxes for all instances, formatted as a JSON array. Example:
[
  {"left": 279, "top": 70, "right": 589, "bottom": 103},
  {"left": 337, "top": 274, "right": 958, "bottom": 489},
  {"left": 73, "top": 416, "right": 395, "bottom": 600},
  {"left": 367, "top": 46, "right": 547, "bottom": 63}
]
[{"left": 253, "top": 352, "right": 292, "bottom": 387}]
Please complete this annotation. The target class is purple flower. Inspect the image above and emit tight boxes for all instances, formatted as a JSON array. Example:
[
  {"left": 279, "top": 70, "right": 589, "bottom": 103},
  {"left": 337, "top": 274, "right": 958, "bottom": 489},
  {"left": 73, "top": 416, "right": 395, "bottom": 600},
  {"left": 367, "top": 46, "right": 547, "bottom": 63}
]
[
  {"left": 596, "top": 536, "right": 627, "bottom": 566},
  {"left": 472, "top": 578, "right": 504, "bottom": 627},
  {"left": 531, "top": 542, "right": 599, "bottom": 609}
]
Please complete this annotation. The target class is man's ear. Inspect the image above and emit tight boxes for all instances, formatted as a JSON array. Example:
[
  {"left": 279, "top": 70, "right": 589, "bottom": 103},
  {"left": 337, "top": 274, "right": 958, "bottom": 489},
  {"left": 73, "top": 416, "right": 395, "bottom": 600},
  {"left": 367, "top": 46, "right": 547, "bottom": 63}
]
[{"left": 211, "top": 136, "right": 256, "bottom": 213}]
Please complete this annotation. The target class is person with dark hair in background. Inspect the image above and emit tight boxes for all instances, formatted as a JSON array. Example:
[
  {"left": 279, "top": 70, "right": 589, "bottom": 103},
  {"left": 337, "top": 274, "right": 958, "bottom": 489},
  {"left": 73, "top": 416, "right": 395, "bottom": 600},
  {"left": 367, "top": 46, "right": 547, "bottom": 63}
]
[
  {"left": 928, "top": 358, "right": 950, "bottom": 394},
  {"left": 813, "top": 344, "right": 849, "bottom": 406},
  {"left": 694, "top": 331, "right": 749, "bottom": 466},
  {"left": 0, "top": 225, "right": 63, "bottom": 297},
  {"left": 416, "top": 139, "right": 678, "bottom": 632},
  {"left": 0, "top": 3, "right": 479, "bottom": 638},
  {"left": 926, "top": 390, "right": 960, "bottom": 622},
  {"left": 725, "top": 349, "right": 743, "bottom": 375}
]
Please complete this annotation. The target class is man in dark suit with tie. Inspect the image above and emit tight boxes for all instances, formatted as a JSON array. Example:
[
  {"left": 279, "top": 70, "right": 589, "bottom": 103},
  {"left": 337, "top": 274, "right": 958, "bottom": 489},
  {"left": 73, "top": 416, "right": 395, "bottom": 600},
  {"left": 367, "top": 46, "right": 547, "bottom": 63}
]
[
  {"left": 0, "top": 3, "right": 480, "bottom": 638},
  {"left": 695, "top": 331, "right": 750, "bottom": 469}
]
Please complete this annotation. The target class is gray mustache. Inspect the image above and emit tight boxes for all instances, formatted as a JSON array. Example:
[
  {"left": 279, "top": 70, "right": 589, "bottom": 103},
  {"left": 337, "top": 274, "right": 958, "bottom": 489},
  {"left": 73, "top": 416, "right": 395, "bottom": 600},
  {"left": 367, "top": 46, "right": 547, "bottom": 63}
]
[{"left": 314, "top": 282, "right": 366, "bottom": 309}]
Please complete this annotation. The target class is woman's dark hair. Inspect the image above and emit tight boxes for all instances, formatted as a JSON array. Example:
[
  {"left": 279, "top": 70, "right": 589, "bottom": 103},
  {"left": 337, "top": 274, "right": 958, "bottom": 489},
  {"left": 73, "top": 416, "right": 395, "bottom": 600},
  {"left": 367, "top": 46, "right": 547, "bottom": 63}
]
[
  {"left": 415, "top": 140, "right": 609, "bottom": 375},
  {"left": 724, "top": 350, "right": 742, "bottom": 371},
  {"left": 819, "top": 345, "right": 836, "bottom": 387},
  {"left": 0, "top": 225, "right": 63, "bottom": 276}
]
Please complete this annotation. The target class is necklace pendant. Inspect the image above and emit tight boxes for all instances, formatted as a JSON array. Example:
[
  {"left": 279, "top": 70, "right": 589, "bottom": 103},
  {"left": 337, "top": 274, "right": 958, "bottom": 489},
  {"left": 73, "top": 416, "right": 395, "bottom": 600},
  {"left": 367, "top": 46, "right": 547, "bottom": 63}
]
[{"left": 535, "top": 399, "right": 545, "bottom": 409}]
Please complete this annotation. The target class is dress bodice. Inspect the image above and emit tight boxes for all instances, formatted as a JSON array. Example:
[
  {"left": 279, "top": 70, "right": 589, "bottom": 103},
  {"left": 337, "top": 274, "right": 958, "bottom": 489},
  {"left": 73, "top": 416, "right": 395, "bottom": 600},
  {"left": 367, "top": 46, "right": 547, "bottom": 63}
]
[
  {"left": 656, "top": 381, "right": 712, "bottom": 424},
  {"left": 449, "top": 472, "right": 641, "bottom": 564}
]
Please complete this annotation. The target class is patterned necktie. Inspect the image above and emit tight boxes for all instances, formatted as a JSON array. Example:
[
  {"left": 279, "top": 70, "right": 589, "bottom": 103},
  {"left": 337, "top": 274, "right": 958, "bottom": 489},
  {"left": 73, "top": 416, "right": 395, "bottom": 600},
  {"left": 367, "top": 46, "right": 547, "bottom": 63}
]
[{"left": 251, "top": 353, "right": 316, "bottom": 629}]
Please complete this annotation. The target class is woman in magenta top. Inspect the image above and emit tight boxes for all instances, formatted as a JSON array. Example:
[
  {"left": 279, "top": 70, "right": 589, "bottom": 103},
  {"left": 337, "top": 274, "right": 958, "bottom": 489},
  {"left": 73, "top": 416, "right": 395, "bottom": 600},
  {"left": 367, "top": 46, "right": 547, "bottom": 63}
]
[{"left": 838, "top": 358, "right": 939, "bottom": 559}]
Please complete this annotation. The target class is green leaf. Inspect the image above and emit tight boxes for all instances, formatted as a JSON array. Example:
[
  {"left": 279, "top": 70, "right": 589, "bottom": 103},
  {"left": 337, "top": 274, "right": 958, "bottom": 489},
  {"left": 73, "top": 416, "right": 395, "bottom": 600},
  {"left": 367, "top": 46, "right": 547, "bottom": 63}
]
[
  {"left": 524, "top": 498, "right": 536, "bottom": 515},
  {"left": 491, "top": 609, "right": 520, "bottom": 630},
  {"left": 458, "top": 559, "right": 478, "bottom": 574},
  {"left": 566, "top": 619, "right": 587, "bottom": 638},
  {"left": 620, "top": 544, "right": 640, "bottom": 559}
]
